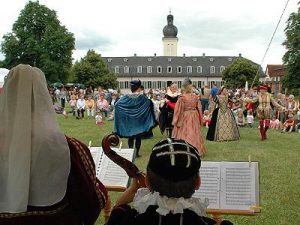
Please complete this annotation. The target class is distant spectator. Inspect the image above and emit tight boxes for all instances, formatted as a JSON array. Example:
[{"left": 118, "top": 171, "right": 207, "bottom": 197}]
[
  {"left": 282, "top": 114, "right": 295, "bottom": 133},
  {"left": 200, "top": 85, "right": 211, "bottom": 113},
  {"left": 270, "top": 115, "right": 280, "bottom": 130},
  {"left": 76, "top": 95, "right": 86, "bottom": 119},
  {"left": 246, "top": 109, "right": 254, "bottom": 128},
  {"left": 69, "top": 94, "right": 77, "bottom": 116},
  {"left": 86, "top": 95, "right": 95, "bottom": 118},
  {"left": 202, "top": 110, "right": 211, "bottom": 128},
  {"left": 236, "top": 109, "right": 246, "bottom": 127},
  {"left": 96, "top": 93, "right": 109, "bottom": 118}
]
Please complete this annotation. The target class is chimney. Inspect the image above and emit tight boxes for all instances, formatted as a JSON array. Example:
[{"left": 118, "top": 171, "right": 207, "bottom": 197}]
[
  {"left": 202, "top": 53, "right": 205, "bottom": 57},
  {"left": 134, "top": 53, "right": 137, "bottom": 57},
  {"left": 183, "top": 53, "right": 186, "bottom": 57},
  {"left": 154, "top": 53, "right": 156, "bottom": 57},
  {"left": 239, "top": 53, "right": 242, "bottom": 57}
]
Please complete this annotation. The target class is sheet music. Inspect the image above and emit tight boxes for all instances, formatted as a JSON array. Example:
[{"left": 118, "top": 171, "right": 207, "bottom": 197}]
[
  {"left": 193, "top": 161, "right": 259, "bottom": 212},
  {"left": 220, "top": 162, "right": 259, "bottom": 211},
  {"left": 89, "top": 147, "right": 135, "bottom": 188},
  {"left": 193, "top": 162, "right": 221, "bottom": 209}
]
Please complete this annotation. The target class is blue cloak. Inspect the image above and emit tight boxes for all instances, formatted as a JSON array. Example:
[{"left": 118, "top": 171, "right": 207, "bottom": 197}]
[{"left": 114, "top": 93, "right": 156, "bottom": 138}]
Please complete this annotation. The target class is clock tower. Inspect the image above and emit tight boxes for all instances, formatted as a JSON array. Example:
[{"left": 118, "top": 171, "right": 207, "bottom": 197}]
[{"left": 162, "top": 12, "right": 178, "bottom": 56}]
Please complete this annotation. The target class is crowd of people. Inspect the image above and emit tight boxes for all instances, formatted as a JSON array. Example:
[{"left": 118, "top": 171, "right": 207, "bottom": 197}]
[{"left": 50, "top": 80, "right": 300, "bottom": 140}]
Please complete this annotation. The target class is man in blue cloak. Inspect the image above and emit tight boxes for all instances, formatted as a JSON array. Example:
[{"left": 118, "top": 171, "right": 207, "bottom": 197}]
[{"left": 114, "top": 80, "right": 156, "bottom": 157}]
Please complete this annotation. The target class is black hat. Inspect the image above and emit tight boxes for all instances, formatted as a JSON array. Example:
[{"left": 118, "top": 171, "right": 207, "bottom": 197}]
[
  {"left": 130, "top": 80, "right": 141, "bottom": 88},
  {"left": 148, "top": 138, "right": 201, "bottom": 182}
]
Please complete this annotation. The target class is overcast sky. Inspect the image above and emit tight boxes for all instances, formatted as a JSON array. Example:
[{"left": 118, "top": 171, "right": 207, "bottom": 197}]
[{"left": 0, "top": 0, "right": 298, "bottom": 69}]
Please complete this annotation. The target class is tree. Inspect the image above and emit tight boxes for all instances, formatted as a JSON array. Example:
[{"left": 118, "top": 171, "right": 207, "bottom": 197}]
[
  {"left": 282, "top": 5, "right": 300, "bottom": 94},
  {"left": 0, "top": 1, "right": 75, "bottom": 82},
  {"left": 222, "top": 58, "right": 260, "bottom": 89},
  {"left": 73, "top": 50, "right": 118, "bottom": 89}
]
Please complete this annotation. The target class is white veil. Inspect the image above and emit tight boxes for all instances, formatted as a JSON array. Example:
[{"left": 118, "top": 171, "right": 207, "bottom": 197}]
[{"left": 0, "top": 64, "right": 70, "bottom": 213}]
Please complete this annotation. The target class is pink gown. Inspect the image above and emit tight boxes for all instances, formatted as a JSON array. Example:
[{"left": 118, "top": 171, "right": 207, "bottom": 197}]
[{"left": 172, "top": 94, "right": 207, "bottom": 155}]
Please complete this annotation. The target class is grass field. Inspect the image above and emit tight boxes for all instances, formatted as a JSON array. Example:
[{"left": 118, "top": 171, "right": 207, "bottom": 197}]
[{"left": 57, "top": 115, "right": 300, "bottom": 225}]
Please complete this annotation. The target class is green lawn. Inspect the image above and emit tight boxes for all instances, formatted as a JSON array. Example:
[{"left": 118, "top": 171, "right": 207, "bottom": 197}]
[{"left": 57, "top": 115, "right": 300, "bottom": 225}]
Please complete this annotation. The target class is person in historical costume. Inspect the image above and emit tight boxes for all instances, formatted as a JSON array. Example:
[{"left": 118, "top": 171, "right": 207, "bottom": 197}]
[
  {"left": 244, "top": 84, "right": 285, "bottom": 141},
  {"left": 106, "top": 138, "right": 233, "bottom": 225},
  {"left": 159, "top": 82, "right": 180, "bottom": 137},
  {"left": 0, "top": 65, "right": 107, "bottom": 225},
  {"left": 206, "top": 87, "right": 240, "bottom": 142},
  {"left": 114, "top": 80, "right": 156, "bottom": 157},
  {"left": 172, "top": 79, "right": 207, "bottom": 155}
]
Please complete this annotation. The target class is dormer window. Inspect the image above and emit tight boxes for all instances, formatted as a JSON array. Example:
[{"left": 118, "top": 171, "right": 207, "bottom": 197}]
[
  {"left": 197, "top": 66, "right": 202, "bottom": 73},
  {"left": 157, "top": 66, "right": 162, "bottom": 73},
  {"left": 147, "top": 66, "right": 152, "bottom": 73},
  {"left": 210, "top": 66, "right": 215, "bottom": 74},
  {"left": 192, "top": 58, "right": 197, "bottom": 62},
  {"left": 220, "top": 66, "right": 225, "bottom": 73},
  {"left": 107, "top": 58, "right": 112, "bottom": 62},
  {"left": 148, "top": 58, "right": 152, "bottom": 62},
  {"left": 137, "top": 66, "right": 142, "bottom": 73},
  {"left": 168, "top": 58, "right": 172, "bottom": 62},
  {"left": 177, "top": 66, "right": 182, "bottom": 73},
  {"left": 167, "top": 66, "right": 172, "bottom": 73},
  {"left": 228, "top": 58, "right": 232, "bottom": 62},
  {"left": 124, "top": 58, "right": 128, "bottom": 62},
  {"left": 115, "top": 66, "right": 119, "bottom": 74},
  {"left": 209, "top": 58, "right": 214, "bottom": 62},
  {"left": 124, "top": 66, "right": 129, "bottom": 73},
  {"left": 187, "top": 66, "right": 193, "bottom": 73}
]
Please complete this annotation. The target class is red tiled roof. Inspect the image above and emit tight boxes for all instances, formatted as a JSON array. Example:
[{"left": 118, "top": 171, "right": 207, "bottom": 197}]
[{"left": 266, "top": 64, "right": 287, "bottom": 77}]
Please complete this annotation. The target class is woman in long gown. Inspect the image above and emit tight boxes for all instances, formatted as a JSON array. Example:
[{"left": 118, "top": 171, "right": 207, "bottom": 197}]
[
  {"left": 206, "top": 87, "right": 240, "bottom": 141},
  {"left": 172, "top": 79, "right": 207, "bottom": 156}
]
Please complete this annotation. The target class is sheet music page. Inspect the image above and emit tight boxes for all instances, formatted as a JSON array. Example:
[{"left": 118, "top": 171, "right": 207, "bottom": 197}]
[
  {"left": 89, "top": 147, "right": 104, "bottom": 177},
  {"left": 220, "top": 162, "right": 259, "bottom": 211},
  {"left": 193, "top": 161, "right": 221, "bottom": 209},
  {"left": 97, "top": 147, "right": 135, "bottom": 188}
]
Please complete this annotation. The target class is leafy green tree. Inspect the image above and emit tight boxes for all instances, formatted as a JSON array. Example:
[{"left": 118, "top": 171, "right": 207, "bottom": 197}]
[
  {"left": 282, "top": 5, "right": 300, "bottom": 94},
  {"left": 222, "top": 58, "right": 260, "bottom": 88},
  {"left": 73, "top": 50, "right": 118, "bottom": 89},
  {"left": 0, "top": 1, "right": 75, "bottom": 82}
]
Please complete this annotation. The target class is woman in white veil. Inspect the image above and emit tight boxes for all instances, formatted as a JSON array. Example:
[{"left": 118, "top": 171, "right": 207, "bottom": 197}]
[{"left": 0, "top": 64, "right": 107, "bottom": 225}]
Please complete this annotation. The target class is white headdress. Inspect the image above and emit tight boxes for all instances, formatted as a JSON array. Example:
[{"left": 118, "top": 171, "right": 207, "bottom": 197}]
[{"left": 0, "top": 65, "right": 70, "bottom": 213}]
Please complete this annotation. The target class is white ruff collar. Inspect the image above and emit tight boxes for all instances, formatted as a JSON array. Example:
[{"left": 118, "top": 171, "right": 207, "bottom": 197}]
[{"left": 133, "top": 188, "right": 209, "bottom": 216}]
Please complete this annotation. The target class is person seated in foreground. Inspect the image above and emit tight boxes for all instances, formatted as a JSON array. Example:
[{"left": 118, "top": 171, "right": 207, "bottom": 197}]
[
  {"left": 106, "top": 138, "right": 233, "bottom": 225},
  {"left": 0, "top": 64, "right": 107, "bottom": 225}
]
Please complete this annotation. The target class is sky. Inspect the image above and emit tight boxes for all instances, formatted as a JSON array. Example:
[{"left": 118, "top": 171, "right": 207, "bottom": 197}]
[{"left": 0, "top": 0, "right": 298, "bottom": 69}]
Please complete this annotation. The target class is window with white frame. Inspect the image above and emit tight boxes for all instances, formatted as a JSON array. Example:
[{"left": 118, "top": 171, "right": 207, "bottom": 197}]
[
  {"left": 177, "top": 66, "right": 182, "bottom": 73},
  {"left": 137, "top": 66, "right": 142, "bottom": 73},
  {"left": 148, "top": 58, "right": 152, "bottom": 62},
  {"left": 167, "top": 66, "right": 172, "bottom": 73},
  {"left": 147, "top": 66, "right": 152, "bottom": 73},
  {"left": 228, "top": 58, "right": 232, "bottom": 62},
  {"left": 115, "top": 66, "right": 119, "bottom": 74},
  {"left": 107, "top": 58, "right": 112, "bottom": 62},
  {"left": 197, "top": 66, "right": 202, "bottom": 73},
  {"left": 192, "top": 58, "right": 197, "bottom": 62},
  {"left": 124, "top": 66, "right": 129, "bottom": 73},
  {"left": 157, "top": 66, "right": 162, "bottom": 73},
  {"left": 209, "top": 58, "right": 214, "bottom": 62},
  {"left": 168, "top": 58, "right": 172, "bottom": 62},
  {"left": 220, "top": 66, "right": 225, "bottom": 73},
  {"left": 124, "top": 58, "right": 128, "bottom": 62},
  {"left": 210, "top": 66, "right": 215, "bottom": 74},
  {"left": 187, "top": 66, "right": 193, "bottom": 73}
]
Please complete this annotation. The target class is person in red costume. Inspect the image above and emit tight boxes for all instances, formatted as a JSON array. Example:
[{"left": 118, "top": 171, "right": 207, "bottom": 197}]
[{"left": 244, "top": 84, "right": 285, "bottom": 140}]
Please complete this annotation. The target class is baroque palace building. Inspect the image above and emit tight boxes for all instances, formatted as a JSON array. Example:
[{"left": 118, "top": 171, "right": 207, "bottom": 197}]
[{"left": 102, "top": 13, "right": 263, "bottom": 93}]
